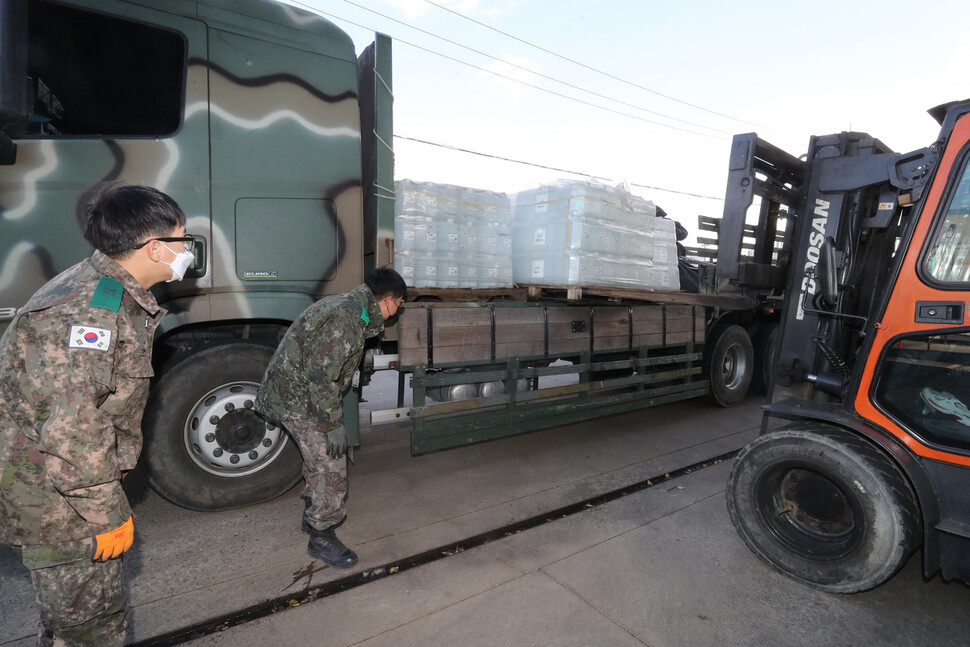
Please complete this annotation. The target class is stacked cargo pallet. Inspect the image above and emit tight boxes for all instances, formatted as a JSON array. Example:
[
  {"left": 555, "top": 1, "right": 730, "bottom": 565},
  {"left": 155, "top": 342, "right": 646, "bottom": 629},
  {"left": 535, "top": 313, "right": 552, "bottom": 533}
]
[
  {"left": 511, "top": 180, "right": 679, "bottom": 291},
  {"left": 393, "top": 180, "right": 514, "bottom": 288},
  {"left": 393, "top": 179, "right": 679, "bottom": 292}
]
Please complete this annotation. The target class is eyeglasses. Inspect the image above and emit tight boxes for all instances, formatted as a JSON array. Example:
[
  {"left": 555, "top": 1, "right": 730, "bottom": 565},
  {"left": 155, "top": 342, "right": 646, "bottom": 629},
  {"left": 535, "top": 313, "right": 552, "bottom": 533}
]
[{"left": 133, "top": 234, "right": 195, "bottom": 252}]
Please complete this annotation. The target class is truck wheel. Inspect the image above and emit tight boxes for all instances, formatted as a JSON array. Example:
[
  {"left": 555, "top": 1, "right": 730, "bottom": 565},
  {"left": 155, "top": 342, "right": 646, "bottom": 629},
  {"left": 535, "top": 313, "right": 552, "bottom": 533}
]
[
  {"left": 142, "top": 342, "right": 302, "bottom": 511},
  {"left": 704, "top": 324, "right": 753, "bottom": 407},
  {"left": 726, "top": 424, "right": 920, "bottom": 593},
  {"left": 749, "top": 321, "right": 779, "bottom": 395}
]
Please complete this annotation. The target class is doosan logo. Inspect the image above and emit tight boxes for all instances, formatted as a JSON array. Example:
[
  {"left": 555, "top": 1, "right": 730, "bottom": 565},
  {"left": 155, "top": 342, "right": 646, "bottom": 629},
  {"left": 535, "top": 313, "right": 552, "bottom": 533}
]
[{"left": 795, "top": 198, "right": 830, "bottom": 321}]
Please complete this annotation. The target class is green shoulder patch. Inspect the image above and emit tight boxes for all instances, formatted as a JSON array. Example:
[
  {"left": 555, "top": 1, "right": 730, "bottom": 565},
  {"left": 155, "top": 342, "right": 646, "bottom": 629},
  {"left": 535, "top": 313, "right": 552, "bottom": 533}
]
[
  {"left": 360, "top": 306, "right": 370, "bottom": 325},
  {"left": 90, "top": 276, "right": 124, "bottom": 312}
]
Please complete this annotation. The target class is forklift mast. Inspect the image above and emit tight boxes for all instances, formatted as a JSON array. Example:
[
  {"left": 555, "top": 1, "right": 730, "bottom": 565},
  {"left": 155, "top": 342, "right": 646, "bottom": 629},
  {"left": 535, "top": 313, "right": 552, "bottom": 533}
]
[{"left": 720, "top": 129, "right": 942, "bottom": 406}]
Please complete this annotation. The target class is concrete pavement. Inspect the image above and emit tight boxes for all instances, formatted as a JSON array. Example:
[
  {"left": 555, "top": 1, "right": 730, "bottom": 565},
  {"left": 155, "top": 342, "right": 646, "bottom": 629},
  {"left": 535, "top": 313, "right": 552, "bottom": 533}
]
[
  {"left": 2, "top": 381, "right": 969, "bottom": 646},
  {"left": 182, "top": 461, "right": 970, "bottom": 647}
]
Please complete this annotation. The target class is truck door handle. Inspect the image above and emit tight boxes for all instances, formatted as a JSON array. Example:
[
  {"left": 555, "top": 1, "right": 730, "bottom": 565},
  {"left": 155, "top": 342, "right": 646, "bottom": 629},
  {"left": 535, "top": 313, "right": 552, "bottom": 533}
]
[{"left": 915, "top": 301, "right": 964, "bottom": 324}]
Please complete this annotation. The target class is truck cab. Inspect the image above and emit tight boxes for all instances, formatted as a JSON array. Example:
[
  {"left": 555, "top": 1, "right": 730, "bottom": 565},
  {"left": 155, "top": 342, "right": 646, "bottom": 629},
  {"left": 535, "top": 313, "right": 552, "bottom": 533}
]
[{"left": 0, "top": 0, "right": 393, "bottom": 510}]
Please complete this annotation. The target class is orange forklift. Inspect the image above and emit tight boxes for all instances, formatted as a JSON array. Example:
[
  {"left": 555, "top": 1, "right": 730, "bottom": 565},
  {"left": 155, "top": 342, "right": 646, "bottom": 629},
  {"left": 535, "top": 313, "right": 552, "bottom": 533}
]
[{"left": 725, "top": 99, "right": 970, "bottom": 592}]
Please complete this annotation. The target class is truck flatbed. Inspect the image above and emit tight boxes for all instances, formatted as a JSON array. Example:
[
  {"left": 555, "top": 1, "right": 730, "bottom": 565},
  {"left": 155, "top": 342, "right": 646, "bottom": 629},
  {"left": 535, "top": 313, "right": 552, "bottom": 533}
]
[{"left": 405, "top": 285, "right": 758, "bottom": 309}]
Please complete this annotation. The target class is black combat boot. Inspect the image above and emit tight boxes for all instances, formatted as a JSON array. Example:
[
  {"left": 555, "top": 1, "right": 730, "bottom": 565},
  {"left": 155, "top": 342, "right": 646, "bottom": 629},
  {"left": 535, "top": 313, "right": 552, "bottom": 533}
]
[{"left": 307, "top": 526, "right": 358, "bottom": 568}]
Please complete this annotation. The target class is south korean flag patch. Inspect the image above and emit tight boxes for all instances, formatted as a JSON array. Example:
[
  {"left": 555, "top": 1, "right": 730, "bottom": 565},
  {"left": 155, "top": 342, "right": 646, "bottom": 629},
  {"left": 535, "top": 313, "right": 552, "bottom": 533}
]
[{"left": 68, "top": 325, "right": 112, "bottom": 352}]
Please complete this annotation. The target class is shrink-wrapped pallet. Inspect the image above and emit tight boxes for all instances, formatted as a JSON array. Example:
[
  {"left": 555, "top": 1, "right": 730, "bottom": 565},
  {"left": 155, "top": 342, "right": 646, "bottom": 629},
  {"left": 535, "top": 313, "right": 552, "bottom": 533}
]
[
  {"left": 394, "top": 180, "right": 513, "bottom": 288},
  {"left": 511, "top": 180, "right": 679, "bottom": 290}
]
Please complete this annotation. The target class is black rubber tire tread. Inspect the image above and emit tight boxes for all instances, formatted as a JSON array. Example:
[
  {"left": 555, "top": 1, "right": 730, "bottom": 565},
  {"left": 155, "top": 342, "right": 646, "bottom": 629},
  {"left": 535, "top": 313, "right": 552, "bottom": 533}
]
[
  {"left": 704, "top": 324, "right": 753, "bottom": 407},
  {"left": 726, "top": 423, "right": 921, "bottom": 593},
  {"left": 749, "top": 321, "right": 779, "bottom": 395},
  {"left": 142, "top": 342, "right": 302, "bottom": 511}
]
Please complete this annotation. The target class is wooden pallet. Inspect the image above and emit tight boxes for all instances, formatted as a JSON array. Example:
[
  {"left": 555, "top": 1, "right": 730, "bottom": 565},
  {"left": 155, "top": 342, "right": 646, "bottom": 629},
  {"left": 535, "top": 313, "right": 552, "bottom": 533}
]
[
  {"left": 405, "top": 287, "right": 529, "bottom": 303},
  {"left": 404, "top": 283, "right": 753, "bottom": 309},
  {"left": 525, "top": 284, "right": 680, "bottom": 302},
  {"left": 523, "top": 284, "right": 755, "bottom": 308}
]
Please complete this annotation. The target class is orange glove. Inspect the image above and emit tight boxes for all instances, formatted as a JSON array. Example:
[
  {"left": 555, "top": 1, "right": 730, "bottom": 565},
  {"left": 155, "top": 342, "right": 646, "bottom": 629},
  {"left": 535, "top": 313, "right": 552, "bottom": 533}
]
[{"left": 92, "top": 516, "right": 134, "bottom": 561}]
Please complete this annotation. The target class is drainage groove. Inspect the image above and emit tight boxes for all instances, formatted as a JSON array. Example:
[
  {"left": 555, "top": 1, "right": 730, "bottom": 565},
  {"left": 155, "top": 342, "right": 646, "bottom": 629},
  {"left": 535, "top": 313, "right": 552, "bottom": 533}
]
[{"left": 131, "top": 449, "right": 739, "bottom": 646}]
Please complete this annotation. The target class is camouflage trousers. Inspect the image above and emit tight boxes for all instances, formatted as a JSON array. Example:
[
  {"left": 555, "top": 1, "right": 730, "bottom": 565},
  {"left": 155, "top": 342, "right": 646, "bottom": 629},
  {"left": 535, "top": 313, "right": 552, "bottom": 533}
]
[
  {"left": 20, "top": 539, "right": 127, "bottom": 647},
  {"left": 283, "top": 418, "right": 348, "bottom": 531}
]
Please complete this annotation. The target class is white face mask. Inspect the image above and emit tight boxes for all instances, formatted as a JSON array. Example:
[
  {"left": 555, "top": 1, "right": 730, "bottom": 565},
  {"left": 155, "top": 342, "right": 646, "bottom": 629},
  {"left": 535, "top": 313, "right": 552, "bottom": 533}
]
[{"left": 159, "top": 242, "right": 195, "bottom": 282}]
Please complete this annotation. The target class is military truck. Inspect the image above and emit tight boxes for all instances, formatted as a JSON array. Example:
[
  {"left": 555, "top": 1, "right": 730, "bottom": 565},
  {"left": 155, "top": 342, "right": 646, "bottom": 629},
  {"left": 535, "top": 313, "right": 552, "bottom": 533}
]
[{"left": 1, "top": 0, "right": 781, "bottom": 512}]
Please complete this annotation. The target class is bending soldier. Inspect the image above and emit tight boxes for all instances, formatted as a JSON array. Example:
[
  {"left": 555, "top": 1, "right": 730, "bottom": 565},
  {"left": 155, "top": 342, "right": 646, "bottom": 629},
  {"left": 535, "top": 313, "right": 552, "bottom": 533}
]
[{"left": 256, "top": 267, "right": 406, "bottom": 568}]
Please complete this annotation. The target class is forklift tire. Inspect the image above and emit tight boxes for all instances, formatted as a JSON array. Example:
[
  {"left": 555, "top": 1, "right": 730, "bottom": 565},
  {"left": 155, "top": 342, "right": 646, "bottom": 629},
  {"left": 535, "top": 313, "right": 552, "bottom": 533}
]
[
  {"left": 704, "top": 324, "right": 753, "bottom": 407},
  {"left": 142, "top": 342, "right": 303, "bottom": 511},
  {"left": 726, "top": 423, "right": 920, "bottom": 593}
]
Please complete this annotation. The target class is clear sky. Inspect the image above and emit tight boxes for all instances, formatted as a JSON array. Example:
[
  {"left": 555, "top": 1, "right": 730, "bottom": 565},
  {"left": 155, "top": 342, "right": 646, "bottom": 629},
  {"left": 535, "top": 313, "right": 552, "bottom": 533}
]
[{"left": 282, "top": 0, "right": 970, "bottom": 241}]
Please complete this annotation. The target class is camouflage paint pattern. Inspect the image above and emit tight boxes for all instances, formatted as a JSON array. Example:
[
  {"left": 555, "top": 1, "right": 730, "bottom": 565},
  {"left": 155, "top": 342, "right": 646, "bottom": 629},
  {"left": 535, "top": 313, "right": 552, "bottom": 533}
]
[
  {"left": 1, "top": 0, "right": 368, "bottom": 341},
  {"left": 0, "top": 250, "right": 163, "bottom": 546}
]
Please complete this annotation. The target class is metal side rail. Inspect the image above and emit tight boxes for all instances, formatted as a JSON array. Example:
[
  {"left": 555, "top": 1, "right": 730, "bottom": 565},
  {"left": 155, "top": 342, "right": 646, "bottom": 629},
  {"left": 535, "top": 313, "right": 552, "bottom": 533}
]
[{"left": 372, "top": 350, "right": 707, "bottom": 455}]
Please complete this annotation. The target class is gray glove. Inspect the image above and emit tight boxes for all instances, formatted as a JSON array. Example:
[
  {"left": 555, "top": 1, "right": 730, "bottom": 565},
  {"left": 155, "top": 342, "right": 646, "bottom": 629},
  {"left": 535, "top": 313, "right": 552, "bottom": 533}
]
[{"left": 326, "top": 425, "right": 347, "bottom": 459}]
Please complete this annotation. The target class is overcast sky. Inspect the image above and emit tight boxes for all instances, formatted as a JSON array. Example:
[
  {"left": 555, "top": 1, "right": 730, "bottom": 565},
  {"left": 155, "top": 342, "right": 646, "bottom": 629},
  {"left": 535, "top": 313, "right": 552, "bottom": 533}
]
[{"left": 282, "top": 0, "right": 970, "bottom": 241}]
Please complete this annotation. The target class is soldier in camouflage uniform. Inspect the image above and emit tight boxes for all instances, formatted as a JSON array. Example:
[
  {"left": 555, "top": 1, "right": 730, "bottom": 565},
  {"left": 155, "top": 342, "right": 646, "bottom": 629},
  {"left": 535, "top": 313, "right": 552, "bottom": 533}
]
[
  {"left": 0, "top": 185, "right": 192, "bottom": 646},
  {"left": 255, "top": 267, "right": 406, "bottom": 568}
]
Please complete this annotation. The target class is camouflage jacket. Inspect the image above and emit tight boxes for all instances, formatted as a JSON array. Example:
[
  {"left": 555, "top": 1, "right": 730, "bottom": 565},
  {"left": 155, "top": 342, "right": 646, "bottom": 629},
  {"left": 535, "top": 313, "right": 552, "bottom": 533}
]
[
  {"left": 0, "top": 251, "right": 164, "bottom": 546},
  {"left": 255, "top": 284, "right": 384, "bottom": 429}
]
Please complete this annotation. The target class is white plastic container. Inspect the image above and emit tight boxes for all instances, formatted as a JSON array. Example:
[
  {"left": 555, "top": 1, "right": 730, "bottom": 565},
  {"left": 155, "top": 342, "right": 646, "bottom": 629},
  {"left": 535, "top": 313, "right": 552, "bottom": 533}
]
[
  {"left": 394, "top": 180, "right": 513, "bottom": 289},
  {"left": 511, "top": 180, "right": 679, "bottom": 290}
]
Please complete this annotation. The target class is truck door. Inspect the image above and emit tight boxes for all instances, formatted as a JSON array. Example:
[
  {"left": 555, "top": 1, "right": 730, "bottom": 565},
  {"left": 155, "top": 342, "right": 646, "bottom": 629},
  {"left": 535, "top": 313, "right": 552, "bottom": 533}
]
[
  {"left": 856, "top": 109, "right": 970, "bottom": 469},
  {"left": 206, "top": 19, "right": 365, "bottom": 299},
  {"left": 0, "top": 0, "right": 209, "bottom": 329}
]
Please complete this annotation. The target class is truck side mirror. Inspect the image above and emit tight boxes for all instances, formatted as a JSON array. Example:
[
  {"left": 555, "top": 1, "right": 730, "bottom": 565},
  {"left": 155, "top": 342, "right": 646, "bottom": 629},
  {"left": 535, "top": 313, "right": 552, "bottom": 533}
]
[{"left": 818, "top": 237, "right": 839, "bottom": 307}]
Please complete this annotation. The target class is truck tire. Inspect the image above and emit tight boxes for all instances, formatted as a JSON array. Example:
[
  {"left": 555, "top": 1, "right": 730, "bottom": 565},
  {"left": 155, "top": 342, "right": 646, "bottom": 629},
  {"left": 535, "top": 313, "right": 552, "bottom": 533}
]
[
  {"left": 704, "top": 324, "right": 753, "bottom": 407},
  {"left": 726, "top": 423, "right": 920, "bottom": 593},
  {"left": 142, "top": 342, "right": 303, "bottom": 511},
  {"left": 749, "top": 321, "right": 779, "bottom": 395}
]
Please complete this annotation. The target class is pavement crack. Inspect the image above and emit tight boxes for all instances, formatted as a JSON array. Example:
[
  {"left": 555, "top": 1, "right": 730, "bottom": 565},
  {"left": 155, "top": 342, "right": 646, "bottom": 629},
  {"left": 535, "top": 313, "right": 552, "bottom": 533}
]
[{"left": 543, "top": 569, "right": 652, "bottom": 646}]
